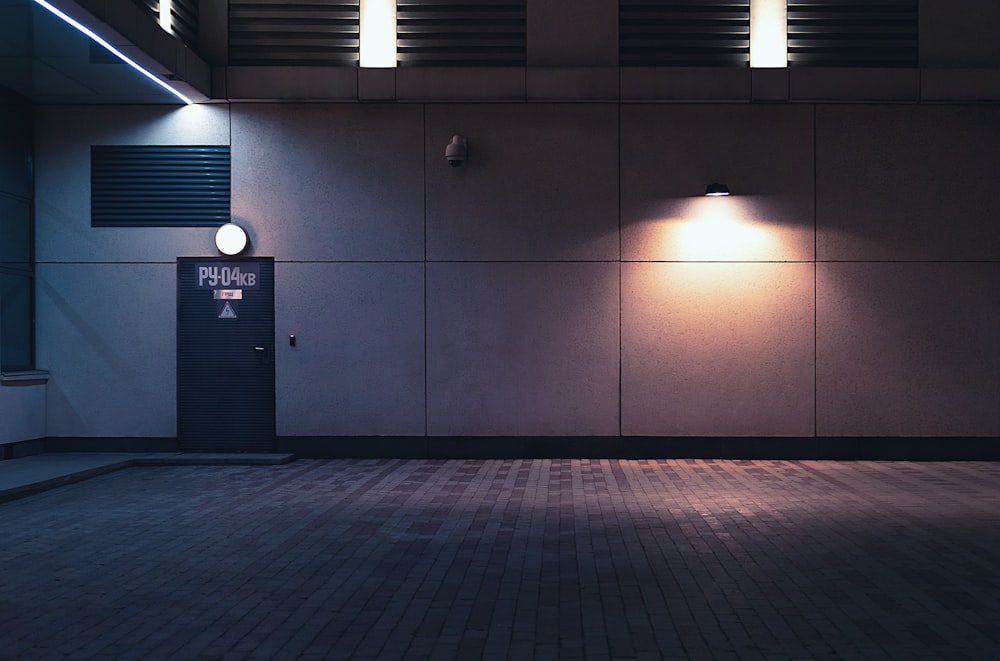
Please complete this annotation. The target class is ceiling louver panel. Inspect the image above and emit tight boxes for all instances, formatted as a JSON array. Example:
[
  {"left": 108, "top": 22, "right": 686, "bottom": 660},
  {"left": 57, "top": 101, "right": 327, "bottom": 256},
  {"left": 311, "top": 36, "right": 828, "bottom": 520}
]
[
  {"left": 788, "top": 0, "right": 918, "bottom": 67},
  {"left": 397, "top": 1, "right": 526, "bottom": 67},
  {"left": 229, "top": 1, "right": 361, "bottom": 66},
  {"left": 620, "top": 1, "right": 751, "bottom": 67}
]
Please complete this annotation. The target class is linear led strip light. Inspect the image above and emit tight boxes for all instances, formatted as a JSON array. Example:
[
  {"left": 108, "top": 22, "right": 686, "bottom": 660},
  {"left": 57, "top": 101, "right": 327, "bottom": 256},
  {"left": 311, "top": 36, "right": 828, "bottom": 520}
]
[{"left": 33, "top": 0, "right": 193, "bottom": 104}]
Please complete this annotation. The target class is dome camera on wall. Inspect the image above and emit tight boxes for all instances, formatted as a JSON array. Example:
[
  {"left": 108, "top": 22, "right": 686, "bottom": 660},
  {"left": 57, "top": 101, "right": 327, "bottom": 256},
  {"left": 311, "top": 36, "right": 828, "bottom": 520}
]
[{"left": 445, "top": 135, "right": 467, "bottom": 167}]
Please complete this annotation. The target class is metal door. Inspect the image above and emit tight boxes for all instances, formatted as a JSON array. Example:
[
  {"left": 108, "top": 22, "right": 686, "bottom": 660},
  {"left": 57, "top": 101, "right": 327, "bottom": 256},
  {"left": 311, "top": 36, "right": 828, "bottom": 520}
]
[{"left": 177, "top": 257, "right": 275, "bottom": 451}]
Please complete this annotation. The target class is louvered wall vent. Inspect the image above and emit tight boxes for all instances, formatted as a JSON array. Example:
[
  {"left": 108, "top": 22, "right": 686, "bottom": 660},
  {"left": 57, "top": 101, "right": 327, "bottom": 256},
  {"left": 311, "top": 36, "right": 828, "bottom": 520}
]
[
  {"left": 620, "top": 1, "right": 750, "bottom": 67},
  {"left": 397, "top": 1, "right": 526, "bottom": 67},
  {"left": 229, "top": 1, "right": 360, "bottom": 66},
  {"left": 91, "top": 146, "right": 231, "bottom": 228},
  {"left": 131, "top": 0, "right": 199, "bottom": 50},
  {"left": 788, "top": 0, "right": 918, "bottom": 67},
  {"left": 134, "top": 0, "right": 157, "bottom": 17},
  {"left": 167, "top": 0, "right": 200, "bottom": 49}
]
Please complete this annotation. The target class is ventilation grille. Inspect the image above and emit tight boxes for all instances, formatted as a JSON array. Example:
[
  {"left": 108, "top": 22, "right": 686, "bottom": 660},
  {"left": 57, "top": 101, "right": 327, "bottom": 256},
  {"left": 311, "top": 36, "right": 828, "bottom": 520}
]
[
  {"left": 620, "top": 1, "right": 750, "bottom": 67},
  {"left": 130, "top": 0, "right": 199, "bottom": 50},
  {"left": 229, "top": 1, "right": 360, "bottom": 66},
  {"left": 91, "top": 146, "right": 231, "bottom": 227},
  {"left": 788, "top": 0, "right": 918, "bottom": 67},
  {"left": 134, "top": 0, "right": 157, "bottom": 15},
  {"left": 168, "top": 0, "right": 200, "bottom": 50},
  {"left": 396, "top": 1, "right": 526, "bottom": 67}
]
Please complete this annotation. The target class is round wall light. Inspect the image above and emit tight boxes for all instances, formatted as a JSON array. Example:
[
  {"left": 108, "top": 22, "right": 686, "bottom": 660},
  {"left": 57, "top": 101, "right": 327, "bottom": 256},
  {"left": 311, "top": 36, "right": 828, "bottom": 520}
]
[
  {"left": 705, "top": 183, "right": 731, "bottom": 197},
  {"left": 215, "top": 223, "right": 249, "bottom": 256}
]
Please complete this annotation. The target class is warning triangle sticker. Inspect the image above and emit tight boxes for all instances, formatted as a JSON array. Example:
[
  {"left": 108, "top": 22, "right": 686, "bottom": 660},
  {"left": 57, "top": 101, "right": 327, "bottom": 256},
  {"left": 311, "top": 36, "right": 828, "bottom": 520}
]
[{"left": 219, "top": 302, "right": 238, "bottom": 319}]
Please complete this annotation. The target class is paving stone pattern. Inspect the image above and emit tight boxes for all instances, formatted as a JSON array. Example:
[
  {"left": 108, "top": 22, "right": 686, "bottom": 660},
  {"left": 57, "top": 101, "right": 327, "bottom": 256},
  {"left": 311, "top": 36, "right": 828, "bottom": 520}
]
[{"left": 1, "top": 459, "right": 999, "bottom": 660}]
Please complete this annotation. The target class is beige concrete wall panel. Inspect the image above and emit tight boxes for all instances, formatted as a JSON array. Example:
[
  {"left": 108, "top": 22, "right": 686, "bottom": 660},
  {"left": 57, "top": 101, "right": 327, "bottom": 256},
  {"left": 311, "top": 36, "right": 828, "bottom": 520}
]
[
  {"left": 34, "top": 105, "right": 230, "bottom": 263},
  {"left": 525, "top": 68, "right": 619, "bottom": 101},
  {"left": 36, "top": 263, "right": 176, "bottom": 437},
  {"left": 226, "top": 67, "right": 358, "bottom": 100},
  {"left": 622, "top": 262, "right": 815, "bottom": 437},
  {"left": 817, "top": 106, "right": 1000, "bottom": 261},
  {"left": 0, "top": 385, "right": 46, "bottom": 443},
  {"left": 427, "top": 262, "right": 620, "bottom": 436},
  {"left": 620, "top": 68, "right": 750, "bottom": 101},
  {"left": 751, "top": 68, "right": 789, "bottom": 101},
  {"left": 527, "top": 0, "right": 618, "bottom": 67},
  {"left": 276, "top": 262, "right": 425, "bottom": 436},
  {"left": 621, "top": 105, "right": 815, "bottom": 262},
  {"left": 921, "top": 69, "right": 1000, "bottom": 102},
  {"left": 920, "top": 0, "right": 1000, "bottom": 68},
  {"left": 426, "top": 104, "right": 619, "bottom": 261},
  {"left": 231, "top": 104, "right": 424, "bottom": 261},
  {"left": 789, "top": 68, "right": 919, "bottom": 101},
  {"left": 817, "top": 263, "right": 1000, "bottom": 437},
  {"left": 396, "top": 68, "right": 526, "bottom": 101}
]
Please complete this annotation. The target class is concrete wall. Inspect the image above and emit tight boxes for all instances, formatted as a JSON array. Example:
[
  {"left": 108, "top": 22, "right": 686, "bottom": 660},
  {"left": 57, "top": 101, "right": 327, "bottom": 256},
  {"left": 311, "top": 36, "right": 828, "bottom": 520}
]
[
  {"left": 0, "top": 87, "right": 45, "bottom": 445},
  {"left": 34, "top": 105, "right": 230, "bottom": 438},
  {"left": 32, "top": 100, "right": 1000, "bottom": 444},
  {"left": 0, "top": 382, "right": 45, "bottom": 445},
  {"left": 24, "top": 0, "right": 999, "bottom": 449}
]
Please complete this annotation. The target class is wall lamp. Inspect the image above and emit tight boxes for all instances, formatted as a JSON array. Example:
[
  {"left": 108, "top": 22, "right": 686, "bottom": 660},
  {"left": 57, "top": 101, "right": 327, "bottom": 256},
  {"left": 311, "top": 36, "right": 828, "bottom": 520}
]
[
  {"left": 705, "top": 183, "right": 731, "bottom": 197},
  {"left": 215, "top": 223, "right": 249, "bottom": 256}
]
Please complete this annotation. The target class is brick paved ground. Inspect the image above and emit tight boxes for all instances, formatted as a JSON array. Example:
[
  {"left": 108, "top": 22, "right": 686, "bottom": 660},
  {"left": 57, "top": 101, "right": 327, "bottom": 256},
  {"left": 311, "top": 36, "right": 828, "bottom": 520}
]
[{"left": 1, "top": 459, "right": 999, "bottom": 660}]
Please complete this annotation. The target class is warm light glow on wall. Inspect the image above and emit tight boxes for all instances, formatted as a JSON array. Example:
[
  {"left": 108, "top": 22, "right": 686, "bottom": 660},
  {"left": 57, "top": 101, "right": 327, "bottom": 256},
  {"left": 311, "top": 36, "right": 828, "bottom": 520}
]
[
  {"left": 750, "top": 0, "right": 787, "bottom": 68},
  {"left": 636, "top": 196, "right": 782, "bottom": 262},
  {"left": 675, "top": 197, "right": 774, "bottom": 260},
  {"left": 360, "top": 0, "right": 397, "bottom": 67}
]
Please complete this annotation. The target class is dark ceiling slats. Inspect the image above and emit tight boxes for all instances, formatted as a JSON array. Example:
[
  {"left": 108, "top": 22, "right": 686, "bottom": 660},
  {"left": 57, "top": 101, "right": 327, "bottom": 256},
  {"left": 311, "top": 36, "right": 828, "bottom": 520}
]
[
  {"left": 396, "top": 1, "right": 526, "bottom": 67},
  {"left": 91, "top": 146, "right": 231, "bottom": 227},
  {"left": 229, "top": 1, "right": 360, "bottom": 66},
  {"left": 135, "top": 0, "right": 157, "bottom": 15},
  {"left": 620, "top": 1, "right": 750, "bottom": 67},
  {"left": 788, "top": 0, "right": 918, "bottom": 67},
  {"left": 126, "top": 1, "right": 919, "bottom": 71},
  {"left": 130, "top": 0, "right": 199, "bottom": 50},
  {"left": 169, "top": 0, "right": 200, "bottom": 50}
]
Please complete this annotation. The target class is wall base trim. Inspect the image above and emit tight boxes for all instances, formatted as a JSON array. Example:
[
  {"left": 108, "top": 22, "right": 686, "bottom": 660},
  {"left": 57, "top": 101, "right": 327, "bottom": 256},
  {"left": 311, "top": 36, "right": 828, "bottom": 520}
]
[
  {"left": 0, "top": 438, "right": 47, "bottom": 459},
  {"left": 44, "top": 437, "right": 180, "bottom": 453},
  {"left": 5, "top": 437, "right": 994, "bottom": 461},
  {"left": 277, "top": 436, "right": 1000, "bottom": 461}
]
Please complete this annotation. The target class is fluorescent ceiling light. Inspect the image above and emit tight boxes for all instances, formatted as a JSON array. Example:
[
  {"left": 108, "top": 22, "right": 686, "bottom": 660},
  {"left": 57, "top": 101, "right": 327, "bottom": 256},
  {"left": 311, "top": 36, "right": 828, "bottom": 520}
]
[
  {"left": 750, "top": 0, "right": 787, "bottom": 68},
  {"left": 360, "top": 0, "right": 397, "bottom": 67},
  {"left": 32, "top": 0, "right": 193, "bottom": 104},
  {"left": 159, "top": 0, "right": 173, "bottom": 34}
]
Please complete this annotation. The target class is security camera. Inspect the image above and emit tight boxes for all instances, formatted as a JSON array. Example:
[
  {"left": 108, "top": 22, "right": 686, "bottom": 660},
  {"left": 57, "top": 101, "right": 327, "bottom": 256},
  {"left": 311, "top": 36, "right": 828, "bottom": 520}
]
[{"left": 445, "top": 135, "right": 467, "bottom": 167}]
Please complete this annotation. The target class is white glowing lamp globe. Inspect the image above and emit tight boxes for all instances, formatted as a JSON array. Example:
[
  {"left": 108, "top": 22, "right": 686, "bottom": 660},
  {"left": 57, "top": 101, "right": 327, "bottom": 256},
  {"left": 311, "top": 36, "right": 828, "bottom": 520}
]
[{"left": 215, "top": 223, "right": 248, "bottom": 256}]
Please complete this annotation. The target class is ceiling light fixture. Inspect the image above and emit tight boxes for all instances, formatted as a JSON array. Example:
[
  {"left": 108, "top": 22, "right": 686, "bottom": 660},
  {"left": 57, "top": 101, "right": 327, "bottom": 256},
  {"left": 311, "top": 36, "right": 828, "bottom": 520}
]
[
  {"left": 32, "top": 0, "right": 193, "bottom": 105},
  {"left": 705, "top": 183, "right": 731, "bottom": 197}
]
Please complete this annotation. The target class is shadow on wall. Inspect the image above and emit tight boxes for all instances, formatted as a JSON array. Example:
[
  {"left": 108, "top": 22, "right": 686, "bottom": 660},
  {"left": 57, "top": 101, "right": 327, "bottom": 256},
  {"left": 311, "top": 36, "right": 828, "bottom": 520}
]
[{"left": 37, "top": 275, "right": 169, "bottom": 435}]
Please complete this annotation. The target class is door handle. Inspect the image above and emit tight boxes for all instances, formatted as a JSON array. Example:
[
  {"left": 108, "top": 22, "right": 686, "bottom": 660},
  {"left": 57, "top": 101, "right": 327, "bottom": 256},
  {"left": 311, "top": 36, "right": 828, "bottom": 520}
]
[{"left": 254, "top": 346, "right": 265, "bottom": 352}]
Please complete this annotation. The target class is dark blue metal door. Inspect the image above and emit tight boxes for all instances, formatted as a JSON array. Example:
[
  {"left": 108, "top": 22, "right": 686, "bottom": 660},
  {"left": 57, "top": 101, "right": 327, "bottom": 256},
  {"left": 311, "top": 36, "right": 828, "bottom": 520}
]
[{"left": 177, "top": 257, "right": 275, "bottom": 451}]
